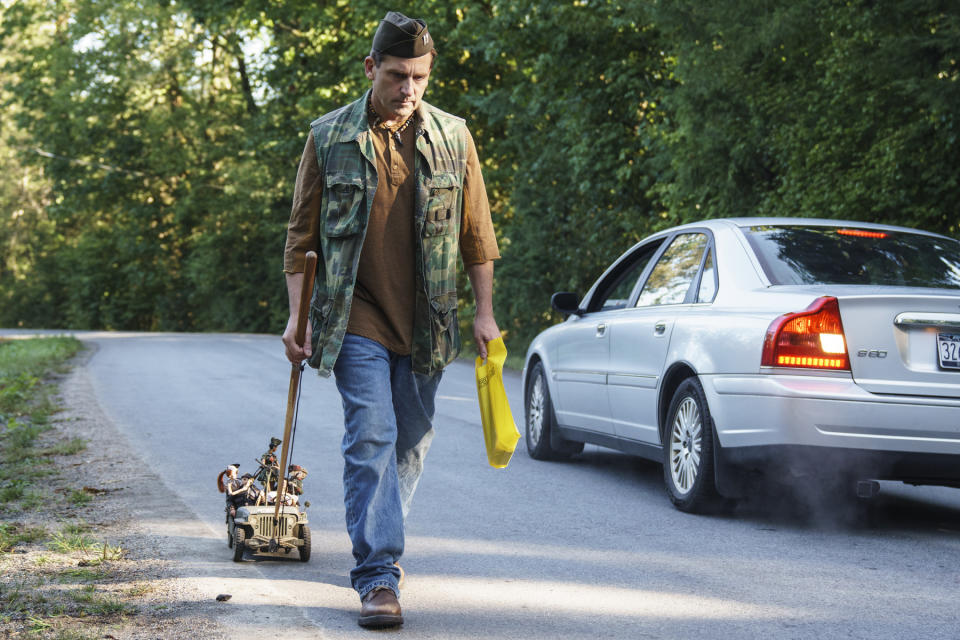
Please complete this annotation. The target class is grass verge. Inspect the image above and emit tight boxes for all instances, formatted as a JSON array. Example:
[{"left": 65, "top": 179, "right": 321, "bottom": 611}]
[
  {"left": 0, "top": 336, "right": 138, "bottom": 638},
  {"left": 1, "top": 337, "right": 85, "bottom": 511}
]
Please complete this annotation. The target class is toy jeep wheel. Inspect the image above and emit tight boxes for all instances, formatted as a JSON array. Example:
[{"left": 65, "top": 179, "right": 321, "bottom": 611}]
[
  {"left": 232, "top": 527, "right": 246, "bottom": 562},
  {"left": 298, "top": 524, "right": 311, "bottom": 563}
]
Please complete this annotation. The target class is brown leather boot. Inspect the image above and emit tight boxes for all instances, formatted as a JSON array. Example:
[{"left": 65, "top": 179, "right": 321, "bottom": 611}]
[{"left": 358, "top": 587, "right": 403, "bottom": 628}]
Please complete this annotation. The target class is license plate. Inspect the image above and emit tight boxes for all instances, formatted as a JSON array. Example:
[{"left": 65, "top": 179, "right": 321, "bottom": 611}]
[{"left": 937, "top": 333, "right": 960, "bottom": 370}]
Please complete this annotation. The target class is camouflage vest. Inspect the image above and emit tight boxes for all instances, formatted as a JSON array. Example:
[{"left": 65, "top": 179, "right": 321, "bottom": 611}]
[{"left": 306, "top": 90, "right": 468, "bottom": 377}]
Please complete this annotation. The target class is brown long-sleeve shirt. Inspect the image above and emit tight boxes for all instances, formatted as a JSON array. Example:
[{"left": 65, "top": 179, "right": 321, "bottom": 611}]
[{"left": 284, "top": 113, "right": 500, "bottom": 355}]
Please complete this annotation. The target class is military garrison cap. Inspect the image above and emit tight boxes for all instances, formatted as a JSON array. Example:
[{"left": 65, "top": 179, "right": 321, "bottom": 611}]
[
  {"left": 269, "top": 437, "right": 281, "bottom": 447},
  {"left": 372, "top": 11, "right": 432, "bottom": 58}
]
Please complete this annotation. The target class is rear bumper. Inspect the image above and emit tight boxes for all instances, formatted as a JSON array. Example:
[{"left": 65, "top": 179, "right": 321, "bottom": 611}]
[{"left": 702, "top": 373, "right": 960, "bottom": 456}]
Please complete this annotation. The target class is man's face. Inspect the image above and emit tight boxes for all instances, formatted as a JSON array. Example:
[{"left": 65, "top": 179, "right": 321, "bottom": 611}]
[{"left": 364, "top": 52, "right": 433, "bottom": 123}]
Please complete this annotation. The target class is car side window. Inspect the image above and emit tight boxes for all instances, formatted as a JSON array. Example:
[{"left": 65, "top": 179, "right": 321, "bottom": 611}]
[
  {"left": 600, "top": 261, "right": 647, "bottom": 311},
  {"left": 588, "top": 241, "right": 663, "bottom": 312},
  {"left": 636, "top": 233, "right": 709, "bottom": 307},
  {"left": 696, "top": 248, "right": 717, "bottom": 303}
]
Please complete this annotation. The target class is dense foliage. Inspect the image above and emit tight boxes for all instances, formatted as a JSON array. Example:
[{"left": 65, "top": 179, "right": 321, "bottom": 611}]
[{"left": 2, "top": 0, "right": 958, "bottom": 353}]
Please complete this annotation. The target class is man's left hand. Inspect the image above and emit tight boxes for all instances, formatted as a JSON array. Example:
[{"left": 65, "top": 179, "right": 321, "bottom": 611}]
[
  {"left": 473, "top": 312, "right": 500, "bottom": 362},
  {"left": 467, "top": 260, "right": 500, "bottom": 361}
]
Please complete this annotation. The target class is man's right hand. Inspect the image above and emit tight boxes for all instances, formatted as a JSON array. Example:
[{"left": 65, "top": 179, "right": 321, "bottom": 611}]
[
  {"left": 282, "top": 271, "right": 314, "bottom": 364},
  {"left": 282, "top": 313, "right": 313, "bottom": 364}
]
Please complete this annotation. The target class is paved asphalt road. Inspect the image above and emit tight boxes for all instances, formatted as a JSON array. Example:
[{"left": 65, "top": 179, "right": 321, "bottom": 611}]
[{"left": 8, "top": 330, "right": 960, "bottom": 638}]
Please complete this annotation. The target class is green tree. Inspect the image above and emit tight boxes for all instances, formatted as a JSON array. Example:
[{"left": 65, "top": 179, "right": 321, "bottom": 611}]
[
  {"left": 653, "top": 1, "right": 960, "bottom": 236},
  {"left": 0, "top": 1, "right": 59, "bottom": 327},
  {"left": 0, "top": 0, "right": 498, "bottom": 333},
  {"left": 4, "top": 0, "right": 957, "bottom": 361},
  {"left": 2, "top": 0, "right": 293, "bottom": 330},
  {"left": 457, "top": 1, "right": 673, "bottom": 348}
]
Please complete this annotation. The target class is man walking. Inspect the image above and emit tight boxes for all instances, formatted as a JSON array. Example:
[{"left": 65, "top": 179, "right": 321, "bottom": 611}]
[{"left": 281, "top": 11, "right": 500, "bottom": 629}]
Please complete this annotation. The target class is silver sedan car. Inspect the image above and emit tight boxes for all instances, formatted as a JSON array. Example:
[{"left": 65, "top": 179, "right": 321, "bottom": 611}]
[{"left": 522, "top": 218, "right": 960, "bottom": 512}]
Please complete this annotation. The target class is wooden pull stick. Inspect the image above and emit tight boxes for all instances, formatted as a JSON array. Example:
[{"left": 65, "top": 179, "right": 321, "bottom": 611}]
[{"left": 273, "top": 251, "right": 318, "bottom": 537}]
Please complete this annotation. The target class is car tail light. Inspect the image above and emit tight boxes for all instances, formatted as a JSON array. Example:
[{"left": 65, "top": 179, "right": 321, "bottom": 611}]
[
  {"left": 836, "top": 228, "right": 888, "bottom": 239},
  {"left": 761, "top": 297, "right": 850, "bottom": 370}
]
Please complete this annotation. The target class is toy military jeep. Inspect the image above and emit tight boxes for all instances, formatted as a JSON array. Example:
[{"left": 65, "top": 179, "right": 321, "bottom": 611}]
[{"left": 228, "top": 504, "right": 311, "bottom": 562}]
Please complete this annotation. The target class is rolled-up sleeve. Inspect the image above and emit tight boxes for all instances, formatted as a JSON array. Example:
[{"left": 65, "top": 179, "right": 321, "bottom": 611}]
[
  {"left": 459, "top": 129, "right": 500, "bottom": 267},
  {"left": 283, "top": 132, "right": 323, "bottom": 274}
]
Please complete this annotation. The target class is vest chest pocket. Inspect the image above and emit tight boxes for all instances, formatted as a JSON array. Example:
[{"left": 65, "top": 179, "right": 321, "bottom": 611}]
[
  {"left": 424, "top": 218, "right": 452, "bottom": 236},
  {"left": 423, "top": 172, "right": 461, "bottom": 235},
  {"left": 324, "top": 174, "right": 365, "bottom": 236},
  {"left": 421, "top": 172, "right": 459, "bottom": 299}
]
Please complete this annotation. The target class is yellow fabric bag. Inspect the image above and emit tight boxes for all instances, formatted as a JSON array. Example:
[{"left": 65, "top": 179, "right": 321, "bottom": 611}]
[{"left": 475, "top": 337, "right": 521, "bottom": 468}]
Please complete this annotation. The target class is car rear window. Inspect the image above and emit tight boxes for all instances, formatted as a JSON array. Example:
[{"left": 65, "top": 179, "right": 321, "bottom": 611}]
[{"left": 742, "top": 225, "right": 960, "bottom": 288}]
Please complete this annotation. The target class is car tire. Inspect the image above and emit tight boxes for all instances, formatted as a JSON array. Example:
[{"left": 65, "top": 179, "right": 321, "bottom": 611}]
[
  {"left": 298, "top": 524, "right": 311, "bottom": 563},
  {"left": 663, "top": 377, "right": 722, "bottom": 513},
  {"left": 232, "top": 526, "right": 246, "bottom": 562},
  {"left": 525, "top": 361, "right": 583, "bottom": 460}
]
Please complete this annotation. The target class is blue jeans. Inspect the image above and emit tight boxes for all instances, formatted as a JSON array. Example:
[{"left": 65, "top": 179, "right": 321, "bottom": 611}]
[{"left": 333, "top": 333, "right": 441, "bottom": 599}]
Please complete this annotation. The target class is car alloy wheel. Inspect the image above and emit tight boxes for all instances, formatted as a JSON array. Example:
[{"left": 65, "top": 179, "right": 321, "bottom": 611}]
[
  {"left": 670, "top": 397, "right": 703, "bottom": 494},
  {"left": 524, "top": 362, "right": 583, "bottom": 460},
  {"left": 669, "top": 397, "right": 702, "bottom": 495},
  {"left": 663, "top": 377, "right": 722, "bottom": 513},
  {"left": 527, "top": 370, "right": 547, "bottom": 448}
]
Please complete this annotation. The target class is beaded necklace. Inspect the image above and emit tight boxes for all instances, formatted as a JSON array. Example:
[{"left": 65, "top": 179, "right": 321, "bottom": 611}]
[{"left": 367, "top": 98, "right": 415, "bottom": 147}]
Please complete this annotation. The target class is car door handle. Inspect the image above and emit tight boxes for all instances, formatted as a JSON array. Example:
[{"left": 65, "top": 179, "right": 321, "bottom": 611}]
[
  {"left": 596, "top": 323, "right": 607, "bottom": 337},
  {"left": 654, "top": 322, "right": 666, "bottom": 336}
]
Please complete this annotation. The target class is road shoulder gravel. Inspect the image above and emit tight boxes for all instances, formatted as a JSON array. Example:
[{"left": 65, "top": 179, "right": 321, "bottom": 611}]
[{"left": 1, "top": 345, "right": 232, "bottom": 639}]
